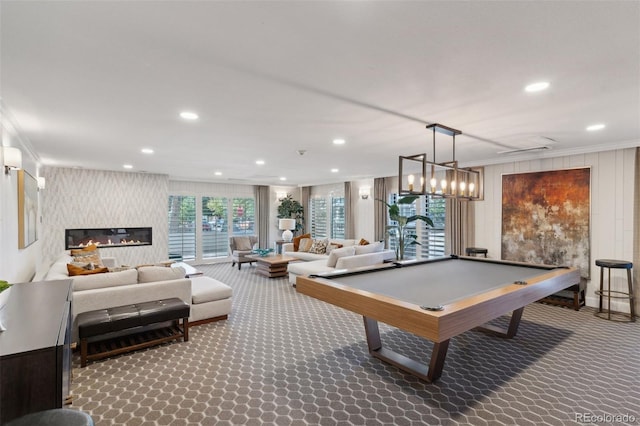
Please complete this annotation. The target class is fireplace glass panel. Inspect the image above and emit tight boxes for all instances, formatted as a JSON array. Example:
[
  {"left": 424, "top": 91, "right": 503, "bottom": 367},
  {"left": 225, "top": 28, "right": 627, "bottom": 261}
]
[{"left": 65, "top": 228, "right": 152, "bottom": 249}]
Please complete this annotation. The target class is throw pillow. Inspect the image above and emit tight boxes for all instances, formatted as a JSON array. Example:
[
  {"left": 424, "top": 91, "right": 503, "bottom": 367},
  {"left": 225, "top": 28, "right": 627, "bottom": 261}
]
[
  {"left": 354, "top": 241, "right": 384, "bottom": 255},
  {"left": 70, "top": 244, "right": 98, "bottom": 256},
  {"left": 325, "top": 243, "right": 344, "bottom": 255},
  {"left": 298, "top": 238, "right": 313, "bottom": 252},
  {"left": 234, "top": 236, "right": 253, "bottom": 251},
  {"left": 308, "top": 239, "right": 328, "bottom": 254},
  {"left": 71, "top": 245, "right": 104, "bottom": 267},
  {"left": 292, "top": 233, "right": 311, "bottom": 251},
  {"left": 358, "top": 238, "right": 370, "bottom": 245},
  {"left": 326, "top": 246, "right": 356, "bottom": 267},
  {"left": 67, "top": 263, "right": 109, "bottom": 276}
]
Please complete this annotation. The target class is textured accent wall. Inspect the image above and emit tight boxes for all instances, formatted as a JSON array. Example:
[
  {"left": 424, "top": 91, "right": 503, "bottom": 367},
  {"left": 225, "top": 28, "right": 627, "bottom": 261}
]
[{"left": 41, "top": 167, "right": 169, "bottom": 266}]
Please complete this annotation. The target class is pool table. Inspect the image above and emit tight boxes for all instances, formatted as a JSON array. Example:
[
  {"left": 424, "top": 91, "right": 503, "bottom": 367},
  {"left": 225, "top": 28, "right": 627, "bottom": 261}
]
[{"left": 296, "top": 255, "right": 580, "bottom": 382}]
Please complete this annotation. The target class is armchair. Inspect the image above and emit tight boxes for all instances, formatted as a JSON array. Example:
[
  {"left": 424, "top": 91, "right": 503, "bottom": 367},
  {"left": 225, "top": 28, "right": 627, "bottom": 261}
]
[{"left": 229, "top": 236, "right": 259, "bottom": 270}]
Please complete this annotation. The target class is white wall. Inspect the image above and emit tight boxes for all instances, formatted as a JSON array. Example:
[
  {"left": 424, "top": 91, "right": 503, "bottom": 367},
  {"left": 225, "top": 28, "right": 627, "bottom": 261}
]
[
  {"left": 0, "top": 118, "right": 43, "bottom": 283},
  {"left": 352, "top": 178, "right": 375, "bottom": 242},
  {"left": 475, "top": 148, "right": 636, "bottom": 310}
]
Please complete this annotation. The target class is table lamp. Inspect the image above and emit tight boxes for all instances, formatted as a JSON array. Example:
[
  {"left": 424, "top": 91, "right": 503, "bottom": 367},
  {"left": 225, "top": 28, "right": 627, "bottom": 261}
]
[{"left": 278, "top": 218, "right": 296, "bottom": 242}]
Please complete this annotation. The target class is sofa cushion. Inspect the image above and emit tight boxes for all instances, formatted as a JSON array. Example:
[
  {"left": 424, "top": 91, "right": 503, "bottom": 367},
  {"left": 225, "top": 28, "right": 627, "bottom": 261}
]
[
  {"left": 293, "top": 233, "right": 311, "bottom": 251},
  {"left": 233, "top": 236, "right": 253, "bottom": 251},
  {"left": 288, "top": 259, "right": 335, "bottom": 276},
  {"left": 297, "top": 238, "right": 313, "bottom": 252},
  {"left": 72, "top": 268, "right": 139, "bottom": 292},
  {"left": 309, "top": 239, "right": 328, "bottom": 254},
  {"left": 191, "top": 276, "right": 233, "bottom": 304},
  {"left": 137, "top": 266, "right": 186, "bottom": 283},
  {"left": 358, "top": 238, "right": 370, "bottom": 245},
  {"left": 67, "top": 263, "right": 109, "bottom": 276},
  {"left": 71, "top": 245, "right": 104, "bottom": 267},
  {"left": 354, "top": 241, "right": 384, "bottom": 255},
  {"left": 330, "top": 239, "right": 356, "bottom": 247},
  {"left": 326, "top": 246, "right": 356, "bottom": 268},
  {"left": 336, "top": 252, "right": 385, "bottom": 269}
]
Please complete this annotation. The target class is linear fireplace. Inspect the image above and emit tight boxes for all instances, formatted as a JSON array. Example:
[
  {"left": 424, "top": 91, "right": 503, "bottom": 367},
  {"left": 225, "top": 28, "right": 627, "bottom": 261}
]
[{"left": 65, "top": 228, "right": 152, "bottom": 249}]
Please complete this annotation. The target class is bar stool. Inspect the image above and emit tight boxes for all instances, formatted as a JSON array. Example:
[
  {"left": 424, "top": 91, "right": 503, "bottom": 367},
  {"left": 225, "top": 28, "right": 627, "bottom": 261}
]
[
  {"left": 465, "top": 247, "right": 488, "bottom": 257},
  {"left": 594, "top": 259, "right": 636, "bottom": 322}
]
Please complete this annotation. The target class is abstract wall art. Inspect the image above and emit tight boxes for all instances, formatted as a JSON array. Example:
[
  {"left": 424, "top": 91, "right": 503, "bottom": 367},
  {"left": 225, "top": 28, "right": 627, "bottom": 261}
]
[
  {"left": 501, "top": 168, "right": 591, "bottom": 278},
  {"left": 18, "top": 169, "right": 38, "bottom": 248}
]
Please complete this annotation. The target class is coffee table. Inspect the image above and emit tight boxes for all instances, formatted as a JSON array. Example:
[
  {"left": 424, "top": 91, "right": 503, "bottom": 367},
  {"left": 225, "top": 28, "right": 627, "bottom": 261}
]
[{"left": 248, "top": 254, "right": 299, "bottom": 278}]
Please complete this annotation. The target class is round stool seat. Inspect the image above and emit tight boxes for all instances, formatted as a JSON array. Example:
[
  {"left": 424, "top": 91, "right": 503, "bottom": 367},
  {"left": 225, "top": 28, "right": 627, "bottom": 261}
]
[
  {"left": 595, "top": 259, "right": 632, "bottom": 269},
  {"left": 6, "top": 409, "right": 94, "bottom": 426}
]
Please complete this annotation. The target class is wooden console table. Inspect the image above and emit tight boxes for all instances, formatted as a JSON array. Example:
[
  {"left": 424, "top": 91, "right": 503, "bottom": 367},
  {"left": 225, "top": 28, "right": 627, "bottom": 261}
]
[{"left": 0, "top": 280, "right": 73, "bottom": 423}]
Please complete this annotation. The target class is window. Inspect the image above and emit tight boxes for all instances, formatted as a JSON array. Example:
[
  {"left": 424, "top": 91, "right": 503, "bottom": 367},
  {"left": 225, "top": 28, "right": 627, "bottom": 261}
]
[
  {"left": 331, "top": 197, "right": 345, "bottom": 239},
  {"left": 168, "top": 193, "right": 255, "bottom": 261},
  {"left": 202, "top": 197, "right": 228, "bottom": 258},
  {"left": 387, "top": 193, "right": 446, "bottom": 259},
  {"left": 232, "top": 198, "right": 255, "bottom": 236},
  {"left": 309, "top": 193, "right": 346, "bottom": 239},
  {"left": 310, "top": 197, "right": 327, "bottom": 238},
  {"left": 168, "top": 195, "right": 196, "bottom": 261}
]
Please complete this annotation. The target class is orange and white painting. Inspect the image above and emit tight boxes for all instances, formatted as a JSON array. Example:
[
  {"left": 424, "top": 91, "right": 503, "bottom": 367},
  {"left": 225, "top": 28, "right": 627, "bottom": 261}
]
[{"left": 501, "top": 168, "right": 590, "bottom": 278}]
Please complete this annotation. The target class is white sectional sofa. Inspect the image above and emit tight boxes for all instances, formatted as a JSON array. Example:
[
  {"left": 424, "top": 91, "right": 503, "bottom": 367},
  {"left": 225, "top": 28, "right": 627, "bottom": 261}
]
[
  {"left": 40, "top": 253, "right": 232, "bottom": 341},
  {"left": 284, "top": 238, "right": 395, "bottom": 285}
]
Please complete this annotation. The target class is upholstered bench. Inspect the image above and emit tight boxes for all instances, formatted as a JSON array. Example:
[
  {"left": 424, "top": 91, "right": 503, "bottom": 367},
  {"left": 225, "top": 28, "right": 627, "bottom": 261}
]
[
  {"left": 78, "top": 298, "right": 190, "bottom": 367},
  {"left": 189, "top": 276, "right": 233, "bottom": 325}
]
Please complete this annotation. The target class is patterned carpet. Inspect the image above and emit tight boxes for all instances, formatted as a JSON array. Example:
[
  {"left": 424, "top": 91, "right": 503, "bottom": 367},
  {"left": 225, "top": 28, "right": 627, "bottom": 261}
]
[{"left": 70, "top": 263, "right": 640, "bottom": 425}]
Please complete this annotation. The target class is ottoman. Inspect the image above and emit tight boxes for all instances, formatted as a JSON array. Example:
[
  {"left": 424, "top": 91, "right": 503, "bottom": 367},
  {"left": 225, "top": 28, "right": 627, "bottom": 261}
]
[{"left": 189, "top": 276, "right": 233, "bottom": 325}]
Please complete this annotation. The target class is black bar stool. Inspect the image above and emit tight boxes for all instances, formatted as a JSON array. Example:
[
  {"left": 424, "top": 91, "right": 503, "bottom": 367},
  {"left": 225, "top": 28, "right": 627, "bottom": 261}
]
[
  {"left": 465, "top": 247, "right": 488, "bottom": 257},
  {"left": 594, "top": 259, "right": 635, "bottom": 322}
]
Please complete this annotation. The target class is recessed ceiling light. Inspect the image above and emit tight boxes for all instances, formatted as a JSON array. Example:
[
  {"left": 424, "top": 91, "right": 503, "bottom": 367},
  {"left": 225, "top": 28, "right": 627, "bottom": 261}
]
[
  {"left": 331, "top": 168, "right": 339, "bottom": 173},
  {"left": 256, "top": 160, "right": 265, "bottom": 165},
  {"left": 279, "top": 177, "right": 287, "bottom": 181},
  {"left": 179, "top": 111, "right": 199, "bottom": 120},
  {"left": 524, "top": 82, "right": 550, "bottom": 93},
  {"left": 141, "top": 148, "right": 154, "bottom": 154},
  {"left": 333, "top": 139, "right": 346, "bottom": 145},
  {"left": 123, "top": 164, "right": 133, "bottom": 169},
  {"left": 214, "top": 171, "right": 222, "bottom": 176},
  {"left": 586, "top": 123, "right": 606, "bottom": 131}
]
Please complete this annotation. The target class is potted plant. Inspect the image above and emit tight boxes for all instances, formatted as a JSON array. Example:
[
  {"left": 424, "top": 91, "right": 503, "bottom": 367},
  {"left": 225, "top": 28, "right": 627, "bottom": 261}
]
[
  {"left": 378, "top": 195, "right": 433, "bottom": 260},
  {"left": 0, "top": 280, "right": 11, "bottom": 331},
  {"left": 276, "top": 194, "right": 305, "bottom": 235}
]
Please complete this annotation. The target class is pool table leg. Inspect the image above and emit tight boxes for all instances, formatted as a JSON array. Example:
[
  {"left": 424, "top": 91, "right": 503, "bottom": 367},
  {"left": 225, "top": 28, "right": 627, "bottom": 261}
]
[
  {"left": 475, "top": 307, "right": 525, "bottom": 338},
  {"left": 363, "top": 316, "right": 450, "bottom": 382}
]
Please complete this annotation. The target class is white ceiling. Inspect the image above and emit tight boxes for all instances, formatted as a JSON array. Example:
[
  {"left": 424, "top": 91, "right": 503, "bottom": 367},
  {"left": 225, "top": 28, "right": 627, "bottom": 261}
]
[{"left": 1, "top": 1, "right": 639, "bottom": 186}]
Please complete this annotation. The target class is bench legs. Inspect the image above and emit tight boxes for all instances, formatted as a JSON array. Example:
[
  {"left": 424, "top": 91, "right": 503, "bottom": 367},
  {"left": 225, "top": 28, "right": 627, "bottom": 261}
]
[{"left": 80, "top": 317, "right": 189, "bottom": 368}]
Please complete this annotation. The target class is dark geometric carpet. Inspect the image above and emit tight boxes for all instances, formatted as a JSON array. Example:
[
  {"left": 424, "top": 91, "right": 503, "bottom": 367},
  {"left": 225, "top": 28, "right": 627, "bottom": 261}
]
[{"left": 70, "top": 263, "right": 640, "bottom": 425}]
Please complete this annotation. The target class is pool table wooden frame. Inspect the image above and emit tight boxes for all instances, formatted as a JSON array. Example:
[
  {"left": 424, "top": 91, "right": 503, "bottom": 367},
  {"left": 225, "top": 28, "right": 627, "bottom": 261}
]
[{"left": 296, "top": 256, "right": 580, "bottom": 382}]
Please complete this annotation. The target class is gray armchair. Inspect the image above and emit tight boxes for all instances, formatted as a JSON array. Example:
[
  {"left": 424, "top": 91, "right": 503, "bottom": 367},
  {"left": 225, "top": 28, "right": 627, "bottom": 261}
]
[{"left": 229, "top": 236, "right": 258, "bottom": 270}]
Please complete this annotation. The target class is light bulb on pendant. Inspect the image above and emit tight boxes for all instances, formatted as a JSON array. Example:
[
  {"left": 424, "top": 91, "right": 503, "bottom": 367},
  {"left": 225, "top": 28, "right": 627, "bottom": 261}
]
[
  {"left": 459, "top": 181, "right": 466, "bottom": 196},
  {"left": 407, "top": 174, "right": 415, "bottom": 191},
  {"left": 441, "top": 179, "right": 447, "bottom": 194},
  {"left": 469, "top": 182, "right": 475, "bottom": 195}
]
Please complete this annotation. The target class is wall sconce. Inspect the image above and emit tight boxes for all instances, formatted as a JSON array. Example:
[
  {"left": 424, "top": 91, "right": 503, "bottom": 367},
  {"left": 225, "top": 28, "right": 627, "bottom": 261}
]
[
  {"left": 3, "top": 146, "right": 22, "bottom": 174},
  {"left": 276, "top": 191, "right": 287, "bottom": 200},
  {"left": 37, "top": 176, "right": 46, "bottom": 190},
  {"left": 359, "top": 186, "right": 371, "bottom": 199}
]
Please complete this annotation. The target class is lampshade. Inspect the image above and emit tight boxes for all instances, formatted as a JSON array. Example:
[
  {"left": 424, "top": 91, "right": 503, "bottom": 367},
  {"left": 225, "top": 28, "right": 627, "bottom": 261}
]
[{"left": 278, "top": 218, "right": 297, "bottom": 242}]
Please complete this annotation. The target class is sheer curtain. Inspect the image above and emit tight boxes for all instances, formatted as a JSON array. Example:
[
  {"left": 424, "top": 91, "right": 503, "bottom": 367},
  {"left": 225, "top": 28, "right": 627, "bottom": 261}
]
[
  {"left": 373, "top": 177, "right": 388, "bottom": 243},
  {"left": 634, "top": 147, "right": 639, "bottom": 314},
  {"left": 254, "top": 185, "right": 269, "bottom": 248},
  {"left": 301, "top": 186, "right": 310, "bottom": 234},
  {"left": 344, "top": 182, "right": 355, "bottom": 239},
  {"left": 445, "top": 200, "right": 476, "bottom": 256}
]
